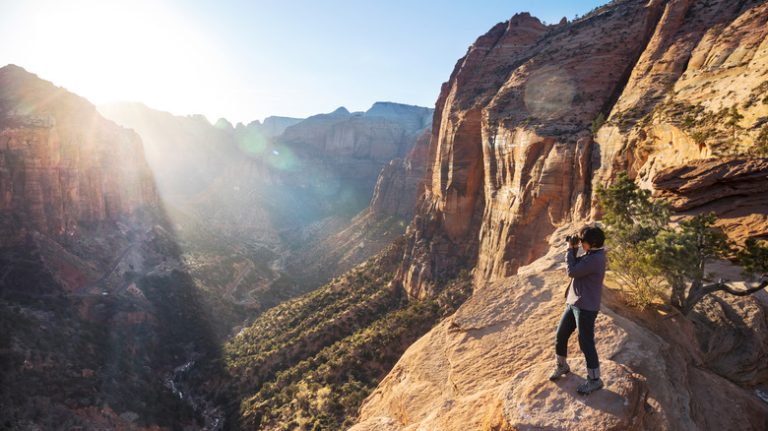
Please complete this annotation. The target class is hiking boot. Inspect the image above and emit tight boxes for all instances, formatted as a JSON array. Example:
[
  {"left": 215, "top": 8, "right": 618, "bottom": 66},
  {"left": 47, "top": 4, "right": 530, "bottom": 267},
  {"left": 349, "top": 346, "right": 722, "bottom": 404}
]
[
  {"left": 577, "top": 378, "right": 604, "bottom": 394},
  {"left": 548, "top": 355, "right": 570, "bottom": 381},
  {"left": 577, "top": 367, "right": 603, "bottom": 394}
]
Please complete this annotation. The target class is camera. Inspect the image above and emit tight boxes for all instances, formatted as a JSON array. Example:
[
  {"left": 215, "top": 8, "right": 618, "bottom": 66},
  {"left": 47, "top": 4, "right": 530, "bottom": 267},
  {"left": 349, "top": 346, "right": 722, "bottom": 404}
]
[{"left": 565, "top": 234, "right": 581, "bottom": 245}]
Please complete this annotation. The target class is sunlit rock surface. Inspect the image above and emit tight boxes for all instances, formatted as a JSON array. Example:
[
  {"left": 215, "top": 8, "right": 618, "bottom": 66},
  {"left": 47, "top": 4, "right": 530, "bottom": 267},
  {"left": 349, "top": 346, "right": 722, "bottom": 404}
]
[
  {"left": 352, "top": 228, "right": 768, "bottom": 430},
  {"left": 357, "top": 0, "right": 768, "bottom": 429}
]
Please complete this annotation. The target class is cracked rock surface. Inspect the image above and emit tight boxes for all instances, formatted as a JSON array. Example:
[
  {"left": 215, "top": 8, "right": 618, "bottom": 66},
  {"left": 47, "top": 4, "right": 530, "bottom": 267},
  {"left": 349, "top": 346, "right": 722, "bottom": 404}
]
[{"left": 351, "top": 226, "right": 768, "bottom": 430}]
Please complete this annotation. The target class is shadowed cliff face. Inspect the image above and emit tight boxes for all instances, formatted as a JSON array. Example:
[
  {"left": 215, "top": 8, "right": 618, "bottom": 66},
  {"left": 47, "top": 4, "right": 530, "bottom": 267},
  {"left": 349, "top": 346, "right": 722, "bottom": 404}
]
[
  {"left": 394, "top": 0, "right": 768, "bottom": 299},
  {"left": 0, "top": 66, "right": 158, "bottom": 246},
  {"left": 0, "top": 65, "right": 240, "bottom": 429}
]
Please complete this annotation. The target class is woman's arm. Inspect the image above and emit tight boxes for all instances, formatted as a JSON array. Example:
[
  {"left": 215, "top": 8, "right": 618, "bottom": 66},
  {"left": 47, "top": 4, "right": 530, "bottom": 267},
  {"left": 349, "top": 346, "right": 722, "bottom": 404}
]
[{"left": 566, "top": 248, "right": 598, "bottom": 278}]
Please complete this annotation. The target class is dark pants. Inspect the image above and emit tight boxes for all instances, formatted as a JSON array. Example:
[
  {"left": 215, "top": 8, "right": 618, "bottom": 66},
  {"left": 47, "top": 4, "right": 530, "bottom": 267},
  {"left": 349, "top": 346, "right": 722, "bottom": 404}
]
[{"left": 555, "top": 304, "right": 599, "bottom": 369}]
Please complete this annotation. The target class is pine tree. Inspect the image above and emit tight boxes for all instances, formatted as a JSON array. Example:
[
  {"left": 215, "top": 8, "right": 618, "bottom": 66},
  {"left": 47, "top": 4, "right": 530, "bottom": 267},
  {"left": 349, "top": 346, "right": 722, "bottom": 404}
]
[{"left": 597, "top": 173, "right": 767, "bottom": 313}]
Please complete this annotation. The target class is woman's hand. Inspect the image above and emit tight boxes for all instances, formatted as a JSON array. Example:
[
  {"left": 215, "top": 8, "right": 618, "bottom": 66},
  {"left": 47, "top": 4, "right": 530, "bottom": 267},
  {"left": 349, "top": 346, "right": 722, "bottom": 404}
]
[{"left": 568, "top": 236, "right": 581, "bottom": 249}]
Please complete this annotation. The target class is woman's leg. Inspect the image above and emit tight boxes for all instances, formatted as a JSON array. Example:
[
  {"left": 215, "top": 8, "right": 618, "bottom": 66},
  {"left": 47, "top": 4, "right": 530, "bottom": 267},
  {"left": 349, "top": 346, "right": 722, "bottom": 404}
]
[
  {"left": 555, "top": 304, "right": 577, "bottom": 358},
  {"left": 574, "top": 306, "right": 603, "bottom": 394},
  {"left": 550, "top": 305, "right": 577, "bottom": 380},
  {"left": 574, "top": 307, "right": 599, "bottom": 370}
]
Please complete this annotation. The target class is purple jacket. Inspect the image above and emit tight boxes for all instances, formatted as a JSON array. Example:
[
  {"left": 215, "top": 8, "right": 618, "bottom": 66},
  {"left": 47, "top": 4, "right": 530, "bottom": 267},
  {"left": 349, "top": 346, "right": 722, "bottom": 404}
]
[{"left": 565, "top": 247, "right": 606, "bottom": 312}]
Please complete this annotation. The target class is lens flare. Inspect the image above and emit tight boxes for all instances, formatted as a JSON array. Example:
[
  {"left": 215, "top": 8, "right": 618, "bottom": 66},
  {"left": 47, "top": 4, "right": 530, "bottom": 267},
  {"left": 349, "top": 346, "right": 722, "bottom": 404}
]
[
  {"left": 236, "top": 129, "right": 268, "bottom": 156},
  {"left": 523, "top": 66, "right": 576, "bottom": 120},
  {"left": 266, "top": 144, "right": 298, "bottom": 171}
]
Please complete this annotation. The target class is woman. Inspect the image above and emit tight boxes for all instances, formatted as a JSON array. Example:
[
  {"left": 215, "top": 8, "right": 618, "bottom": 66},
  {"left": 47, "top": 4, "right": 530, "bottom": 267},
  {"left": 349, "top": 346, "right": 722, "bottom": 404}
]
[{"left": 548, "top": 225, "right": 607, "bottom": 395}]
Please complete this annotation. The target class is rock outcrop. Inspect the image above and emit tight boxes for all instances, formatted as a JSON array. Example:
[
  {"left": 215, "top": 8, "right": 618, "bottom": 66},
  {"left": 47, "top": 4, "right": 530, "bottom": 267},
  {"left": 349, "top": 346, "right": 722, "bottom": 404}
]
[
  {"left": 0, "top": 66, "right": 159, "bottom": 246},
  {"left": 352, "top": 227, "right": 768, "bottom": 430},
  {"left": 355, "top": 0, "right": 768, "bottom": 429},
  {"left": 651, "top": 157, "right": 768, "bottom": 243},
  {"left": 593, "top": 0, "right": 768, "bottom": 218}
]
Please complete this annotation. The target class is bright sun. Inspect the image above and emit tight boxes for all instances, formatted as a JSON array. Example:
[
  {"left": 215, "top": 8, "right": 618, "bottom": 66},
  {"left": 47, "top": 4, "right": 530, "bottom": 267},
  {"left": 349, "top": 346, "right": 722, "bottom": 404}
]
[{"left": 2, "top": 0, "right": 238, "bottom": 118}]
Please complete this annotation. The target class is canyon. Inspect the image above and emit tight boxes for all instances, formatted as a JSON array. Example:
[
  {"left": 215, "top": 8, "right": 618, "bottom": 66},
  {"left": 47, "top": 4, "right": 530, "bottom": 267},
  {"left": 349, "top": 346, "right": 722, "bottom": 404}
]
[
  {"left": 97, "top": 97, "right": 433, "bottom": 308},
  {"left": 0, "top": 64, "right": 434, "bottom": 429},
  {"left": 2, "top": 0, "right": 768, "bottom": 429}
]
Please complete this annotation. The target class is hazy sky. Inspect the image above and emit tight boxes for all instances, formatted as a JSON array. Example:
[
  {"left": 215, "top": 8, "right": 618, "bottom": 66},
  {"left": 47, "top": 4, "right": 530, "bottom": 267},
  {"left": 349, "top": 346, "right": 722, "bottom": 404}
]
[{"left": 0, "top": 0, "right": 605, "bottom": 124}]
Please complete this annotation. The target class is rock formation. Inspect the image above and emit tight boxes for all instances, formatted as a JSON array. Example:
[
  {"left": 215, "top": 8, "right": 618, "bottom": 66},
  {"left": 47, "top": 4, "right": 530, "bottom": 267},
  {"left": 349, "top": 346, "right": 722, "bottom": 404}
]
[
  {"left": 354, "top": 0, "right": 768, "bottom": 429},
  {"left": 277, "top": 102, "right": 433, "bottom": 204},
  {"left": 257, "top": 115, "right": 305, "bottom": 138},
  {"left": 0, "top": 65, "right": 238, "bottom": 429},
  {"left": 284, "top": 128, "right": 432, "bottom": 285},
  {"left": 651, "top": 157, "right": 768, "bottom": 243},
  {"left": 369, "top": 130, "right": 431, "bottom": 219},
  {"left": 0, "top": 66, "right": 159, "bottom": 246},
  {"left": 393, "top": 0, "right": 768, "bottom": 300},
  {"left": 352, "top": 228, "right": 768, "bottom": 430}
]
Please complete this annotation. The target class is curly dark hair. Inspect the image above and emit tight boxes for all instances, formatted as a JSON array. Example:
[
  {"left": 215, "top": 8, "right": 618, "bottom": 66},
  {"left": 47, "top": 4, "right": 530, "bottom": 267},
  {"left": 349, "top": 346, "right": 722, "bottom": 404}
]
[{"left": 579, "top": 225, "right": 605, "bottom": 248}]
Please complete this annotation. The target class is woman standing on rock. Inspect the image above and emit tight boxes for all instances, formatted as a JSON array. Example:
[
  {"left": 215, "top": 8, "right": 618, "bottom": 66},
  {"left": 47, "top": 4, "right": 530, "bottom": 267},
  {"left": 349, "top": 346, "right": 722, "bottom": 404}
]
[{"left": 548, "top": 225, "right": 607, "bottom": 395}]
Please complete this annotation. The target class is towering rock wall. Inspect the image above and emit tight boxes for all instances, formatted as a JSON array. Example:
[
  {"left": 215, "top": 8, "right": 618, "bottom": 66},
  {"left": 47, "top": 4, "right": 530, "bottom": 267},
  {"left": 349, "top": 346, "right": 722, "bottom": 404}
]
[
  {"left": 394, "top": 0, "right": 768, "bottom": 299},
  {"left": 277, "top": 102, "right": 433, "bottom": 202},
  {"left": 0, "top": 66, "right": 235, "bottom": 429},
  {"left": 369, "top": 129, "right": 431, "bottom": 219},
  {"left": 593, "top": 0, "right": 768, "bottom": 240},
  {"left": 354, "top": 1, "right": 768, "bottom": 429},
  {"left": 0, "top": 65, "right": 159, "bottom": 246}
]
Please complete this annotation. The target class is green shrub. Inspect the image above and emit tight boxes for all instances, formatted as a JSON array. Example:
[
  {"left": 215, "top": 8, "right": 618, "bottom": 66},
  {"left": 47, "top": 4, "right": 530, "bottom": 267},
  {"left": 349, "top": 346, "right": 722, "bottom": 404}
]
[
  {"left": 591, "top": 112, "right": 606, "bottom": 136},
  {"left": 597, "top": 173, "right": 767, "bottom": 314}
]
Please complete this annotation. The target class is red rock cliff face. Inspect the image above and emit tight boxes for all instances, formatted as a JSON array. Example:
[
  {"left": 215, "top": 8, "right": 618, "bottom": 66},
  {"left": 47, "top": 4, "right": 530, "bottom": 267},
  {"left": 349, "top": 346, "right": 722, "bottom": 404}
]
[
  {"left": 395, "top": 5, "right": 665, "bottom": 298},
  {"left": 593, "top": 0, "right": 768, "bottom": 241},
  {"left": 395, "top": 0, "right": 768, "bottom": 299},
  {"left": 0, "top": 65, "right": 159, "bottom": 245},
  {"left": 355, "top": 1, "right": 768, "bottom": 429},
  {"left": 369, "top": 129, "right": 431, "bottom": 219}
]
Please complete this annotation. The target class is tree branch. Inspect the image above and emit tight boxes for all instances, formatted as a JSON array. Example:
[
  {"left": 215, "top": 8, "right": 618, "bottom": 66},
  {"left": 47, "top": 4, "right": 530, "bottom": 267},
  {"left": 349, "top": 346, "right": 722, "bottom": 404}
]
[
  {"left": 702, "top": 278, "right": 768, "bottom": 296},
  {"left": 683, "top": 277, "right": 767, "bottom": 314}
]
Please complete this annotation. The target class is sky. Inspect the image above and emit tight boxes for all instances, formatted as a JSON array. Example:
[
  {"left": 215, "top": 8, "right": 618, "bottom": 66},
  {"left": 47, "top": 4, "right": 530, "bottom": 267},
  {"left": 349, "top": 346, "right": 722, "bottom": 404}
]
[{"left": 0, "top": 0, "right": 606, "bottom": 124}]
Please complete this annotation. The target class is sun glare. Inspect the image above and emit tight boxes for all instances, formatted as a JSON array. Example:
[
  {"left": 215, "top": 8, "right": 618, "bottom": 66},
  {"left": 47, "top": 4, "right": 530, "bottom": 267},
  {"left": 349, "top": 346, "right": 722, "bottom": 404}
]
[{"left": 5, "top": 0, "right": 238, "bottom": 119}]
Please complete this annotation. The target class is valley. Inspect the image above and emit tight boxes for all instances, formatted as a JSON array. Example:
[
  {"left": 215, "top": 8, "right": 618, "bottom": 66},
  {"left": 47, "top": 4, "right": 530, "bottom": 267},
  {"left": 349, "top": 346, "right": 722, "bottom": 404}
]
[{"left": 2, "top": 0, "right": 768, "bottom": 430}]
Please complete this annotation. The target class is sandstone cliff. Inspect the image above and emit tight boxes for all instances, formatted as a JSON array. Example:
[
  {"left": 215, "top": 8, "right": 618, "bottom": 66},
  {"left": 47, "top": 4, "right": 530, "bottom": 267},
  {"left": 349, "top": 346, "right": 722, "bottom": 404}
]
[
  {"left": 252, "top": 115, "right": 305, "bottom": 138},
  {"left": 394, "top": 0, "right": 768, "bottom": 301},
  {"left": 0, "top": 66, "right": 159, "bottom": 246},
  {"left": 277, "top": 102, "right": 432, "bottom": 208},
  {"left": 355, "top": 0, "right": 768, "bottom": 429},
  {"left": 0, "top": 65, "right": 238, "bottom": 429},
  {"left": 284, "top": 128, "right": 432, "bottom": 285}
]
